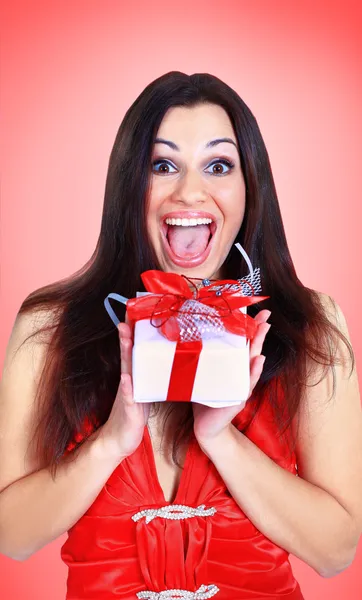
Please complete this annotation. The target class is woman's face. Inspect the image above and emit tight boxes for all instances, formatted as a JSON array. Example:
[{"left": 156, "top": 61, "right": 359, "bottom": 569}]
[{"left": 146, "top": 103, "right": 246, "bottom": 280}]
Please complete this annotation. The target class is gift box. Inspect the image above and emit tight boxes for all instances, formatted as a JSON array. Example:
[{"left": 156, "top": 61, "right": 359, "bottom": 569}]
[
  {"left": 132, "top": 295, "right": 249, "bottom": 407},
  {"left": 104, "top": 243, "right": 269, "bottom": 408}
]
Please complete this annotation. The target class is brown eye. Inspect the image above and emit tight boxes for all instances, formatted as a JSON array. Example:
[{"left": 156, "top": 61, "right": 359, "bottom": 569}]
[
  {"left": 152, "top": 160, "right": 177, "bottom": 174},
  {"left": 206, "top": 159, "right": 235, "bottom": 176}
]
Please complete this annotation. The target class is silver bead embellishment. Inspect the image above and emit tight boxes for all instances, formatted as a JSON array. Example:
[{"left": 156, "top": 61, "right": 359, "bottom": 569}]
[
  {"left": 202, "top": 278, "right": 211, "bottom": 286},
  {"left": 132, "top": 503, "right": 216, "bottom": 524},
  {"left": 215, "top": 290, "right": 222, "bottom": 296},
  {"left": 136, "top": 583, "right": 220, "bottom": 599}
]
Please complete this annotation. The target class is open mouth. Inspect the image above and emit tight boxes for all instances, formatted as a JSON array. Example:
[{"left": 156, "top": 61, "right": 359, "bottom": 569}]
[{"left": 160, "top": 212, "right": 217, "bottom": 268}]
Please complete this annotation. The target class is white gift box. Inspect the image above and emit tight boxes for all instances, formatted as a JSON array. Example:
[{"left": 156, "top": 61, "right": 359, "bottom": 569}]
[
  {"left": 104, "top": 244, "right": 266, "bottom": 409},
  {"left": 132, "top": 294, "right": 250, "bottom": 408}
]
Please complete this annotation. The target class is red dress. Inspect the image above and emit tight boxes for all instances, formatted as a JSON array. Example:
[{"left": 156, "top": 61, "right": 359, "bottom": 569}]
[{"left": 60, "top": 395, "right": 305, "bottom": 600}]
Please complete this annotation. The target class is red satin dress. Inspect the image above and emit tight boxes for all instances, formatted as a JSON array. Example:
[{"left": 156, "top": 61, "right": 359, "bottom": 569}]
[{"left": 60, "top": 395, "right": 305, "bottom": 600}]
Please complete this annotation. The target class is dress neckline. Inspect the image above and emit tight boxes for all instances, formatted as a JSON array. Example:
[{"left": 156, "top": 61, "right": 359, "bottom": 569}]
[{"left": 143, "top": 424, "right": 196, "bottom": 505}]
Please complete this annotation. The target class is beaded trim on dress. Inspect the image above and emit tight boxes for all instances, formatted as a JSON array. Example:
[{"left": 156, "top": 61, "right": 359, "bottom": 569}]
[
  {"left": 136, "top": 583, "right": 220, "bottom": 599},
  {"left": 132, "top": 504, "right": 216, "bottom": 524}
]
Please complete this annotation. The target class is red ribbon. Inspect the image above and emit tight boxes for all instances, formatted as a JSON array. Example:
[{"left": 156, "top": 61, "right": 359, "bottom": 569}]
[{"left": 126, "top": 270, "right": 270, "bottom": 402}]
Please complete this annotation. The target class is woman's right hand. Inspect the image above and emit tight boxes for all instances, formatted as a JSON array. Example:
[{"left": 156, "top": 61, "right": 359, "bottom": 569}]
[{"left": 95, "top": 318, "right": 151, "bottom": 462}]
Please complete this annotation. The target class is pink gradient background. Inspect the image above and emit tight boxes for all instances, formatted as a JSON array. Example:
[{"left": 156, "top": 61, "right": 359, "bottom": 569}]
[{"left": 1, "top": 0, "right": 361, "bottom": 598}]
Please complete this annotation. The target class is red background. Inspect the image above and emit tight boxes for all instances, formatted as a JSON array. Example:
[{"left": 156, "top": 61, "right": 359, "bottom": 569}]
[{"left": 1, "top": 1, "right": 361, "bottom": 597}]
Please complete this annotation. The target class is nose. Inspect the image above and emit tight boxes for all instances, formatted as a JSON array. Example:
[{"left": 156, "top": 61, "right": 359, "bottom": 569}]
[{"left": 171, "top": 168, "right": 208, "bottom": 206}]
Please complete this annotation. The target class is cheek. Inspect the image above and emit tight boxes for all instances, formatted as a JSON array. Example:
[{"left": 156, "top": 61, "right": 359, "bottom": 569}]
[
  {"left": 221, "top": 196, "right": 246, "bottom": 227},
  {"left": 236, "top": 201, "right": 246, "bottom": 222},
  {"left": 146, "top": 189, "right": 163, "bottom": 218},
  {"left": 145, "top": 195, "right": 158, "bottom": 228},
  {"left": 217, "top": 180, "right": 245, "bottom": 213}
]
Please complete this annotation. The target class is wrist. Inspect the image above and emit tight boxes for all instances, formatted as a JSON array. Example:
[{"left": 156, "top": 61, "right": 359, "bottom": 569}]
[
  {"left": 88, "top": 427, "right": 128, "bottom": 465},
  {"left": 196, "top": 423, "right": 238, "bottom": 458}
]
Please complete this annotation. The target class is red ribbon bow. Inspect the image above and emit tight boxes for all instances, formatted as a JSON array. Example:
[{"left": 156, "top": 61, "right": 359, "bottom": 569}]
[
  {"left": 127, "top": 270, "right": 270, "bottom": 403},
  {"left": 126, "top": 270, "right": 270, "bottom": 342}
]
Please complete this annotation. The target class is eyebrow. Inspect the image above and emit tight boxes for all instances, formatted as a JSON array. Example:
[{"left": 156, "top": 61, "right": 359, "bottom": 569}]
[{"left": 153, "top": 137, "right": 238, "bottom": 151}]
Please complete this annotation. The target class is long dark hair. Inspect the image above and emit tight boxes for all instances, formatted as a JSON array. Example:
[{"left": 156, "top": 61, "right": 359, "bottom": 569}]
[{"left": 17, "top": 71, "right": 354, "bottom": 478}]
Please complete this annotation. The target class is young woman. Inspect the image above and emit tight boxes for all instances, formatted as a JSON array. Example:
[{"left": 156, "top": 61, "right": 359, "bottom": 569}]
[{"left": 1, "top": 71, "right": 361, "bottom": 600}]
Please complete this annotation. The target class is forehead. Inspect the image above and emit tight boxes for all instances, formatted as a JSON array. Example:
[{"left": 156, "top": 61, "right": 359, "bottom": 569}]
[{"left": 155, "top": 104, "right": 236, "bottom": 143}]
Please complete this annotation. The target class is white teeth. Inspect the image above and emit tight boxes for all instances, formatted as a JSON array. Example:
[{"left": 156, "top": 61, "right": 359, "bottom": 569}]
[{"left": 164, "top": 217, "right": 213, "bottom": 226}]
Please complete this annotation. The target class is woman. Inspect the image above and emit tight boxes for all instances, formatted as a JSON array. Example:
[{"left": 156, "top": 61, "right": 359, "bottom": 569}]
[{"left": 0, "top": 71, "right": 361, "bottom": 599}]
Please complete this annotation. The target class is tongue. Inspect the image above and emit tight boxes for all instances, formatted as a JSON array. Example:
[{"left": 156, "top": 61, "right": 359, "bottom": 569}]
[{"left": 167, "top": 224, "right": 210, "bottom": 258}]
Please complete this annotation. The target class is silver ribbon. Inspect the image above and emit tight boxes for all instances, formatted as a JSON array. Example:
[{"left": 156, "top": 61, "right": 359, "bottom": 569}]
[
  {"left": 177, "top": 300, "right": 226, "bottom": 342},
  {"left": 136, "top": 583, "right": 220, "bottom": 599},
  {"left": 132, "top": 503, "right": 216, "bottom": 524},
  {"left": 207, "top": 266, "right": 262, "bottom": 296}
]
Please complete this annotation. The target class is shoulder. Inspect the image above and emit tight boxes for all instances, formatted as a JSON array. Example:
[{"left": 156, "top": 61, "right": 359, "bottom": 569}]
[
  {"left": 310, "top": 290, "right": 352, "bottom": 369},
  {"left": 314, "top": 290, "right": 346, "bottom": 324},
  {"left": 6, "top": 306, "right": 56, "bottom": 354},
  {"left": 3, "top": 306, "right": 60, "bottom": 396},
  {"left": 310, "top": 289, "right": 344, "bottom": 326},
  {"left": 13, "top": 306, "right": 59, "bottom": 347}
]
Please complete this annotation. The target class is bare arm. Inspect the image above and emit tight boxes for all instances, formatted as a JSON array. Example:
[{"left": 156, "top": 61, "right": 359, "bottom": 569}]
[
  {"left": 0, "top": 431, "right": 123, "bottom": 561},
  {"left": 199, "top": 424, "right": 360, "bottom": 578},
  {"left": 198, "top": 295, "right": 362, "bottom": 578},
  {"left": 0, "top": 310, "right": 147, "bottom": 561}
]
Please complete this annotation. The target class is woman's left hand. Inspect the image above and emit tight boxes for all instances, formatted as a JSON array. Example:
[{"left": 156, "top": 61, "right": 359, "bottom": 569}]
[{"left": 192, "top": 309, "right": 272, "bottom": 444}]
